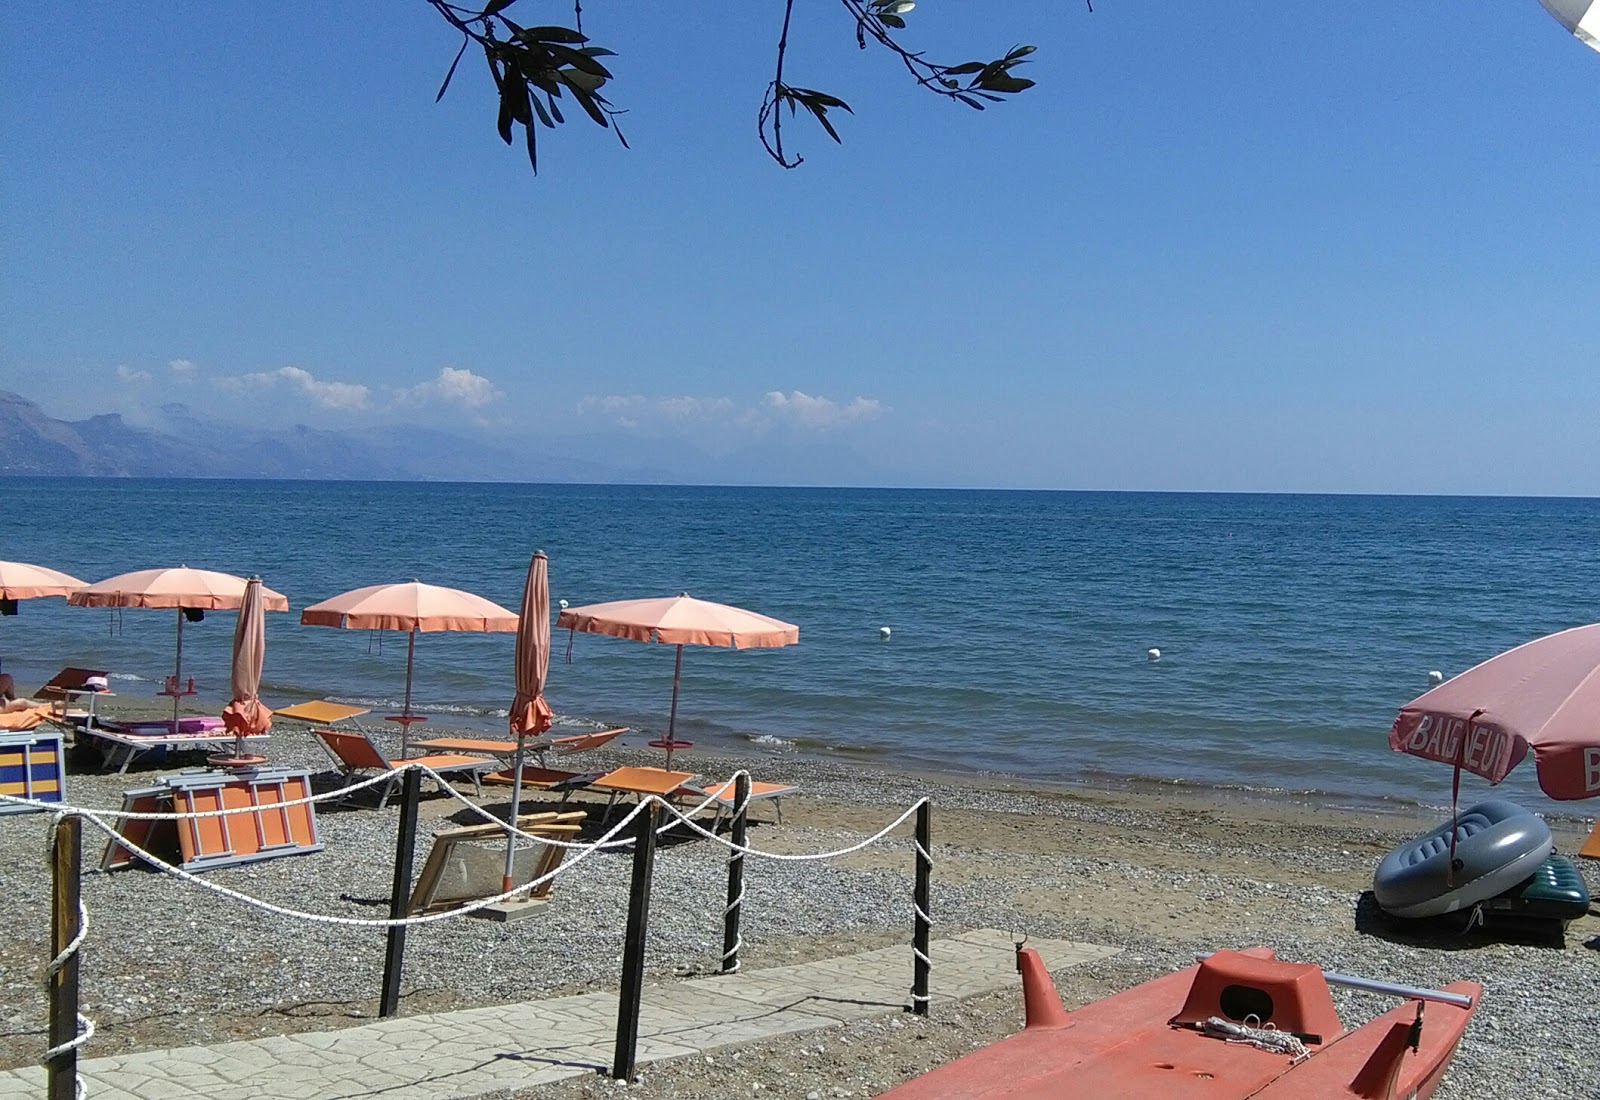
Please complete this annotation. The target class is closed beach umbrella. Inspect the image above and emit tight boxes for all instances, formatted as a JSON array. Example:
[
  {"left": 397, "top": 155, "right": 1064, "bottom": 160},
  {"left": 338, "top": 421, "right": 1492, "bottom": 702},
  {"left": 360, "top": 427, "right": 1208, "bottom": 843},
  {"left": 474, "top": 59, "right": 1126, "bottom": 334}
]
[
  {"left": 215, "top": 577, "right": 273, "bottom": 768},
  {"left": 1538, "top": 0, "right": 1600, "bottom": 51},
  {"left": 558, "top": 593, "right": 798, "bottom": 766},
  {"left": 70, "top": 566, "right": 289, "bottom": 723},
  {"left": 503, "top": 552, "right": 553, "bottom": 892},
  {"left": 300, "top": 580, "right": 518, "bottom": 756},
  {"left": 1388, "top": 622, "right": 1600, "bottom": 801},
  {"left": 0, "top": 561, "right": 86, "bottom": 677}
]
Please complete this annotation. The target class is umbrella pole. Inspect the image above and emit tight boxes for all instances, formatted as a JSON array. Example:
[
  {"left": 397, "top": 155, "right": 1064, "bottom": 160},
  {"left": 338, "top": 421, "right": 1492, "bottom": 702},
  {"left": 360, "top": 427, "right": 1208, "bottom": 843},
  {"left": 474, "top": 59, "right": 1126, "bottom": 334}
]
[
  {"left": 502, "top": 734, "right": 526, "bottom": 895},
  {"left": 665, "top": 643, "right": 684, "bottom": 767},
  {"left": 173, "top": 607, "right": 184, "bottom": 725},
  {"left": 401, "top": 628, "right": 416, "bottom": 758}
]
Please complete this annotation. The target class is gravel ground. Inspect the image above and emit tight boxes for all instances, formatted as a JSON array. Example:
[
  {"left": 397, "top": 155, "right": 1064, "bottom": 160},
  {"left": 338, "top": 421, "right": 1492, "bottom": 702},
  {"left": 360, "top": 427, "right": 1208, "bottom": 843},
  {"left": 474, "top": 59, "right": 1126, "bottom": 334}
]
[{"left": 1, "top": 715, "right": 1596, "bottom": 1099}]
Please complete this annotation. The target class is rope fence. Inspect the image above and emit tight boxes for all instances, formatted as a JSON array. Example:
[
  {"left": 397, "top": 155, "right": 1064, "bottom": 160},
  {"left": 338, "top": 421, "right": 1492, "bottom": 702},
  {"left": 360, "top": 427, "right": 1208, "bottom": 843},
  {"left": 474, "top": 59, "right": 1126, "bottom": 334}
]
[{"left": 2, "top": 761, "right": 934, "bottom": 1090}]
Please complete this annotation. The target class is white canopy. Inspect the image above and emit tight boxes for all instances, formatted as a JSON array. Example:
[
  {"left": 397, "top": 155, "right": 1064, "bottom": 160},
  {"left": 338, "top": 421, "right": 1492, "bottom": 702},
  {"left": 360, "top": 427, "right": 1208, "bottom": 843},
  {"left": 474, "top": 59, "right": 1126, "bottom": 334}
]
[{"left": 1539, "top": 0, "right": 1600, "bottom": 51}]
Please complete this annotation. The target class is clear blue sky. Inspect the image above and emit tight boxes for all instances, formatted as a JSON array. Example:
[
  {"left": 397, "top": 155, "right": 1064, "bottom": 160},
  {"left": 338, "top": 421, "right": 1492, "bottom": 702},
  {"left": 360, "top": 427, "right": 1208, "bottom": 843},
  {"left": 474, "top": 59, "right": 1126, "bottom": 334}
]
[{"left": 3, "top": 2, "right": 1596, "bottom": 492}]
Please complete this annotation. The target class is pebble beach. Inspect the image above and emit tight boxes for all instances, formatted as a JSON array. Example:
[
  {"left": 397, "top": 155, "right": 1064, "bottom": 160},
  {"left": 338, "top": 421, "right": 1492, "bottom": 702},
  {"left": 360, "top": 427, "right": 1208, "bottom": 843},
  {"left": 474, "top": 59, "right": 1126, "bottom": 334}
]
[{"left": 1, "top": 704, "right": 1597, "bottom": 1100}]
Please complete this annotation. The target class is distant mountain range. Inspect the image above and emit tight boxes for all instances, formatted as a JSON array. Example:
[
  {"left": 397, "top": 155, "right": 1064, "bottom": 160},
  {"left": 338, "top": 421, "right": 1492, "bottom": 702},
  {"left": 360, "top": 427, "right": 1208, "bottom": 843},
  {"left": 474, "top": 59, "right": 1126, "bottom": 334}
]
[{"left": 0, "top": 390, "right": 900, "bottom": 485}]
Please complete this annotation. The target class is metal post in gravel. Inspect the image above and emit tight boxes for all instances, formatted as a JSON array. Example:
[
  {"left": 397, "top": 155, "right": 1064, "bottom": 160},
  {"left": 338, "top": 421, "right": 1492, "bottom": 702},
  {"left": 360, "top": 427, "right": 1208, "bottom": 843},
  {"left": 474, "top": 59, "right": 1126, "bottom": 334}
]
[
  {"left": 613, "top": 801, "right": 659, "bottom": 1081},
  {"left": 721, "top": 773, "right": 750, "bottom": 974},
  {"left": 380, "top": 768, "right": 422, "bottom": 1018},
  {"left": 911, "top": 801, "right": 931, "bottom": 1016},
  {"left": 47, "top": 814, "right": 82, "bottom": 1100}
]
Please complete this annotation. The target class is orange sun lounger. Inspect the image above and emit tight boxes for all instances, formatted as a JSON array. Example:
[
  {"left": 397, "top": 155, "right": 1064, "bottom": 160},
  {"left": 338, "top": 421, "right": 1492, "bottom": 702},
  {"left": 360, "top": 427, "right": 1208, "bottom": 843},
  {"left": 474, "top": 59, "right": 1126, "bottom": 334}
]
[
  {"left": 675, "top": 777, "right": 798, "bottom": 826},
  {"left": 314, "top": 728, "right": 494, "bottom": 809}
]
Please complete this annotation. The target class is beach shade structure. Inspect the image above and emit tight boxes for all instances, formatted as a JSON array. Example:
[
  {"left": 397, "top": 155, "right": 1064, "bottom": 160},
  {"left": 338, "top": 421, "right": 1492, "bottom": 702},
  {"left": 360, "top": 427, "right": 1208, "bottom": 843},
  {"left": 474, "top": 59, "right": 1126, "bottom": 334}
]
[
  {"left": 300, "top": 581, "right": 518, "bottom": 757},
  {"left": 503, "top": 551, "right": 554, "bottom": 894},
  {"left": 1388, "top": 623, "right": 1600, "bottom": 802},
  {"left": 212, "top": 577, "right": 273, "bottom": 769},
  {"left": 1538, "top": 0, "right": 1600, "bottom": 51},
  {"left": 557, "top": 593, "right": 798, "bottom": 767},
  {"left": 69, "top": 567, "right": 290, "bottom": 724},
  {"left": 0, "top": 561, "right": 86, "bottom": 675}
]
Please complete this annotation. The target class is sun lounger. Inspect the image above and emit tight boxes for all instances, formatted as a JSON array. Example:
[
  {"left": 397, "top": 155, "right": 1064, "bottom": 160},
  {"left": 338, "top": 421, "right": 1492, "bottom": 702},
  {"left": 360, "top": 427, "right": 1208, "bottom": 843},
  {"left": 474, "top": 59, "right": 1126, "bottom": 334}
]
[
  {"left": 590, "top": 765, "right": 700, "bottom": 822},
  {"left": 34, "top": 667, "right": 112, "bottom": 731},
  {"left": 84, "top": 717, "right": 260, "bottom": 775},
  {"left": 674, "top": 777, "right": 798, "bottom": 827},
  {"left": 313, "top": 728, "right": 495, "bottom": 809},
  {"left": 480, "top": 765, "right": 603, "bottom": 805},
  {"left": 275, "top": 700, "right": 373, "bottom": 730}
]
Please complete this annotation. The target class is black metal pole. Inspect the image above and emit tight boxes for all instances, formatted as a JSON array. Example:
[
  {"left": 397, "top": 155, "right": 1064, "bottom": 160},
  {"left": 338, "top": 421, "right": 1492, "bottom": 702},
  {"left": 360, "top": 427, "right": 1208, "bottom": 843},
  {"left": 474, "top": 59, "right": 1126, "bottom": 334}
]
[
  {"left": 47, "top": 814, "right": 82, "bottom": 1100},
  {"left": 912, "top": 801, "right": 931, "bottom": 1017},
  {"left": 613, "top": 802, "right": 659, "bottom": 1080},
  {"left": 380, "top": 768, "right": 422, "bottom": 1018},
  {"left": 721, "top": 773, "right": 751, "bottom": 973}
]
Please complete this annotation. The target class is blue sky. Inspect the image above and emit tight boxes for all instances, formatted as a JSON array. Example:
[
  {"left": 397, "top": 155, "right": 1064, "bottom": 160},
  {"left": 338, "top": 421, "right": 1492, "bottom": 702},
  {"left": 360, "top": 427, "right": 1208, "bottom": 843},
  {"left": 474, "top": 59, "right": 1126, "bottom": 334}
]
[{"left": 3, "top": 2, "right": 1597, "bottom": 492}]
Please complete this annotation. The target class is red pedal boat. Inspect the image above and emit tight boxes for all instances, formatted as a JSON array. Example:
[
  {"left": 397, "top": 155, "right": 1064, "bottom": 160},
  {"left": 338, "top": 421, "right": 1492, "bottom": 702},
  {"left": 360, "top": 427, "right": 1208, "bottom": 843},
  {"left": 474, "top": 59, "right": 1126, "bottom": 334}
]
[{"left": 880, "top": 946, "right": 1480, "bottom": 1100}]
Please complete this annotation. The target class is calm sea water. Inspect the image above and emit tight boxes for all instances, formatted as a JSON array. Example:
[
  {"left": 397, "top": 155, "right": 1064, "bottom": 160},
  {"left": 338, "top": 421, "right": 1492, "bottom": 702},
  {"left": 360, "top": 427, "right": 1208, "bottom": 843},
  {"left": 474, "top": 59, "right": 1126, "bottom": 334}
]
[{"left": 4, "top": 479, "right": 1597, "bottom": 812}]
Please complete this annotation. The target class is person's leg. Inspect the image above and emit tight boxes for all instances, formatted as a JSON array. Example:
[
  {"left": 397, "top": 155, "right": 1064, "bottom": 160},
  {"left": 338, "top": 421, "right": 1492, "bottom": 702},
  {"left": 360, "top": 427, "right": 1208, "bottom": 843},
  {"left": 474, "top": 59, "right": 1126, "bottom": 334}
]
[{"left": 0, "top": 673, "right": 14, "bottom": 701}]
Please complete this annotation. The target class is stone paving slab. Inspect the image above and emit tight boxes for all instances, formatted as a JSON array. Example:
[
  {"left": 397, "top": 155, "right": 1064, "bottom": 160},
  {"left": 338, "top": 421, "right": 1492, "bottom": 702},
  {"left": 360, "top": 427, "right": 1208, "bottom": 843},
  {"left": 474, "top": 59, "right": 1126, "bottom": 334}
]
[{"left": 0, "top": 930, "right": 1118, "bottom": 1100}]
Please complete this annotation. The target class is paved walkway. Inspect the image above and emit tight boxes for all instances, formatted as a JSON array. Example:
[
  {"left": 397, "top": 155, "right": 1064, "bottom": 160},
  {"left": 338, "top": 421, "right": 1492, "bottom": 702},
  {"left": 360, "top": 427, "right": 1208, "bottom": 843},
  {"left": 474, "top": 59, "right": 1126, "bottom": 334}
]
[{"left": 0, "top": 930, "right": 1117, "bottom": 1100}]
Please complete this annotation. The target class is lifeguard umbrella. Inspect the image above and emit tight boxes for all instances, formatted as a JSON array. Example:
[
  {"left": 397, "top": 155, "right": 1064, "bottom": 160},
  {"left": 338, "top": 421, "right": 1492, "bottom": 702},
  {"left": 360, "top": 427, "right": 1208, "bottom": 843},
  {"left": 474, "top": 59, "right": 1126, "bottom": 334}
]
[
  {"left": 557, "top": 593, "right": 798, "bottom": 766},
  {"left": 503, "top": 552, "right": 553, "bottom": 893},
  {"left": 1538, "top": 0, "right": 1600, "bottom": 51},
  {"left": 213, "top": 577, "right": 273, "bottom": 768},
  {"left": 0, "top": 561, "right": 86, "bottom": 675},
  {"left": 69, "top": 567, "right": 290, "bottom": 723},
  {"left": 300, "top": 580, "right": 518, "bottom": 756},
  {"left": 1388, "top": 623, "right": 1600, "bottom": 802}
]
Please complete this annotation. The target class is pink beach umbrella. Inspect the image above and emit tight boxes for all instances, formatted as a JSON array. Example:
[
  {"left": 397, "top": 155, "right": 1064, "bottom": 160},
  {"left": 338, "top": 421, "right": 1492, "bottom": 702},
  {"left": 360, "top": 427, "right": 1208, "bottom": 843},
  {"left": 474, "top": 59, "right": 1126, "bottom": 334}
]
[
  {"left": 503, "top": 552, "right": 553, "bottom": 893},
  {"left": 557, "top": 593, "right": 798, "bottom": 767},
  {"left": 213, "top": 576, "right": 273, "bottom": 768},
  {"left": 0, "top": 561, "right": 86, "bottom": 675},
  {"left": 69, "top": 567, "right": 290, "bottom": 723},
  {"left": 1388, "top": 622, "right": 1600, "bottom": 802},
  {"left": 300, "top": 580, "right": 518, "bottom": 756}
]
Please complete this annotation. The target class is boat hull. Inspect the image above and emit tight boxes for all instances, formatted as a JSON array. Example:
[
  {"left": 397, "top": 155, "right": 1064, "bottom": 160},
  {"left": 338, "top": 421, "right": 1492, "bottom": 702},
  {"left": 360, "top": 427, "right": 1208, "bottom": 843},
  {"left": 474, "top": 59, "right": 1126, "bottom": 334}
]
[{"left": 879, "top": 949, "right": 1480, "bottom": 1100}]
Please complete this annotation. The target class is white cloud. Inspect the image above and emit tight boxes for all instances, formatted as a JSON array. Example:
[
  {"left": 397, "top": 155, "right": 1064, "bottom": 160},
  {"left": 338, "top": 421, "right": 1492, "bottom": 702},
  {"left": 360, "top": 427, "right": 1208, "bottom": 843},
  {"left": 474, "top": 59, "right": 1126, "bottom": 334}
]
[
  {"left": 765, "top": 390, "right": 882, "bottom": 429},
  {"left": 396, "top": 367, "right": 502, "bottom": 411},
  {"left": 168, "top": 358, "right": 196, "bottom": 378},
  {"left": 115, "top": 365, "right": 152, "bottom": 384},
  {"left": 219, "top": 365, "right": 371, "bottom": 411},
  {"left": 577, "top": 394, "right": 734, "bottom": 423}
]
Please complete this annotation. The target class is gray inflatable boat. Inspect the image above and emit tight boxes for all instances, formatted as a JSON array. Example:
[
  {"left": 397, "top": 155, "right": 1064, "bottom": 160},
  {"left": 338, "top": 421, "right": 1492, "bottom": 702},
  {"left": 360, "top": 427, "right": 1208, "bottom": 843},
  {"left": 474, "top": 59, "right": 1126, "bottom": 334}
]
[{"left": 1373, "top": 799, "right": 1552, "bottom": 919}]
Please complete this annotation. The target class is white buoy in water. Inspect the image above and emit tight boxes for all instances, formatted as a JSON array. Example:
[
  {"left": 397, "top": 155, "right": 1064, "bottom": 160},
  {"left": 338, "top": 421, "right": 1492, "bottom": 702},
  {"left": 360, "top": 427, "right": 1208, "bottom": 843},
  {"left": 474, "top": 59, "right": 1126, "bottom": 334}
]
[
  {"left": 559, "top": 599, "right": 569, "bottom": 609},
  {"left": 879, "top": 626, "right": 892, "bottom": 639},
  {"left": 1147, "top": 648, "right": 1161, "bottom": 662},
  {"left": 1428, "top": 670, "right": 1443, "bottom": 685}
]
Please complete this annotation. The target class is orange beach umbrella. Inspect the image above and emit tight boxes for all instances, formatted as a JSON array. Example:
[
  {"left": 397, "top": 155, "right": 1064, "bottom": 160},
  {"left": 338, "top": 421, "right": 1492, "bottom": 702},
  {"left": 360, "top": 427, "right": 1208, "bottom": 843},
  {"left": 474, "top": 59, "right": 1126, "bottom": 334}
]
[
  {"left": 70, "top": 566, "right": 289, "bottom": 723},
  {"left": 504, "top": 552, "right": 552, "bottom": 892},
  {"left": 215, "top": 576, "right": 273, "bottom": 768},
  {"left": 0, "top": 561, "right": 87, "bottom": 675},
  {"left": 300, "top": 580, "right": 518, "bottom": 755},
  {"left": 557, "top": 593, "right": 797, "bottom": 766}
]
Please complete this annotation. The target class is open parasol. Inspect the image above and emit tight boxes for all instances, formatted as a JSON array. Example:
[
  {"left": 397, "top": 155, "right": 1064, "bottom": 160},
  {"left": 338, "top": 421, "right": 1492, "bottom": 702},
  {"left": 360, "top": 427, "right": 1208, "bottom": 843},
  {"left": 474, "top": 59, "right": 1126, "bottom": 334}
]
[
  {"left": 300, "top": 580, "right": 518, "bottom": 756},
  {"left": 0, "top": 561, "right": 86, "bottom": 676},
  {"left": 69, "top": 566, "right": 289, "bottom": 723},
  {"left": 557, "top": 593, "right": 797, "bottom": 766}
]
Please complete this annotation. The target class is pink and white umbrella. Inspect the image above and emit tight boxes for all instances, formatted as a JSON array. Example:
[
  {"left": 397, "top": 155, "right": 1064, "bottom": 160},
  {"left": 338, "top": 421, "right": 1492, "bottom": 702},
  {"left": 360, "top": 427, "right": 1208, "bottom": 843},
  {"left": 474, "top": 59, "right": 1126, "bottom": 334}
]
[{"left": 1388, "top": 623, "right": 1600, "bottom": 801}]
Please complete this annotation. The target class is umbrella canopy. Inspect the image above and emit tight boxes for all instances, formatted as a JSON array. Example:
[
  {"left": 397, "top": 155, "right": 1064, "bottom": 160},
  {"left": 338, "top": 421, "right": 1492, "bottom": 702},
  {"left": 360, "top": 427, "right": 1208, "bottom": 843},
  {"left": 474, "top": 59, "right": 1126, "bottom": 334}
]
[
  {"left": 558, "top": 593, "right": 797, "bottom": 765},
  {"left": 1539, "top": 0, "right": 1600, "bottom": 50},
  {"left": 300, "top": 581, "right": 517, "bottom": 632},
  {"left": 1388, "top": 623, "right": 1600, "bottom": 801},
  {"left": 70, "top": 567, "right": 289, "bottom": 611},
  {"left": 301, "top": 580, "right": 517, "bottom": 755},
  {"left": 504, "top": 552, "right": 553, "bottom": 893},
  {"left": 216, "top": 577, "right": 273, "bottom": 767},
  {"left": 0, "top": 561, "right": 86, "bottom": 601},
  {"left": 68, "top": 566, "right": 289, "bottom": 723}
]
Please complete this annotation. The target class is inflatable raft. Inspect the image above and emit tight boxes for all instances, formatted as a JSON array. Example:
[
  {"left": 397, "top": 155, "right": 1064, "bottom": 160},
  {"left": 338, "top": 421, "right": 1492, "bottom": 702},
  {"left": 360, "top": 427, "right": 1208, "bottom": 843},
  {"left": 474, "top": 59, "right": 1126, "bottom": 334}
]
[
  {"left": 1373, "top": 799, "right": 1553, "bottom": 919},
  {"left": 880, "top": 945, "right": 1479, "bottom": 1100}
]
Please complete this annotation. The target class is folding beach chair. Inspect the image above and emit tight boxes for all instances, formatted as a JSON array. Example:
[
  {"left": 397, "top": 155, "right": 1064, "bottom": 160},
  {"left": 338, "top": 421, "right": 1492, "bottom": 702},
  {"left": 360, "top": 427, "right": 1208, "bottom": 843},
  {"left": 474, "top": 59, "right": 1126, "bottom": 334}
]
[
  {"left": 674, "top": 777, "right": 799, "bottom": 828},
  {"left": 313, "top": 728, "right": 494, "bottom": 809},
  {"left": 34, "top": 667, "right": 112, "bottom": 731}
]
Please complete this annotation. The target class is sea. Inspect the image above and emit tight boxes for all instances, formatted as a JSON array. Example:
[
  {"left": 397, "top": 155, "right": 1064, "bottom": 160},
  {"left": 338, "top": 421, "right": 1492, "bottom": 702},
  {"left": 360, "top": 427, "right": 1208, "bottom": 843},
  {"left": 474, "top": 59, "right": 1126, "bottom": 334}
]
[{"left": 4, "top": 479, "right": 1598, "bottom": 815}]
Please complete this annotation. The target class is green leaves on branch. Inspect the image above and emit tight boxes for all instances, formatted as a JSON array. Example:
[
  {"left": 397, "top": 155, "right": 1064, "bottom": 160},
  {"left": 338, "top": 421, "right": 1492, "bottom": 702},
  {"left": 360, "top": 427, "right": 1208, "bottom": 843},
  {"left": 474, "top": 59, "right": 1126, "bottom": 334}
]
[
  {"left": 429, "top": 1, "right": 626, "bottom": 174},
  {"left": 937, "top": 45, "right": 1037, "bottom": 111},
  {"left": 777, "top": 85, "right": 854, "bottom": 145}
]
